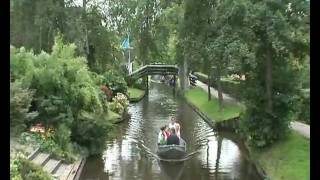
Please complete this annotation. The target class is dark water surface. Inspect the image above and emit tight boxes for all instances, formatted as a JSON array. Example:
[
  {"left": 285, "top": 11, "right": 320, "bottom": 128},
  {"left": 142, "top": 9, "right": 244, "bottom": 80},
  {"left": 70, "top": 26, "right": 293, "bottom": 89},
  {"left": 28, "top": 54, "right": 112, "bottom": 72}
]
[{"left": 80, "top": 82, "right": 262, "bottom": 180}]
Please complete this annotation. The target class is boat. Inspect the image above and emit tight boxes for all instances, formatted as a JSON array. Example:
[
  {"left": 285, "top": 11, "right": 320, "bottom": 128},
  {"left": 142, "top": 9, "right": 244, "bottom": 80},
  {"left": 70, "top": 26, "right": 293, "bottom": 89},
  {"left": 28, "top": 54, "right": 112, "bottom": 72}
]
[{"left": 157, "top": 138, "right": 187, "bottom": 160}]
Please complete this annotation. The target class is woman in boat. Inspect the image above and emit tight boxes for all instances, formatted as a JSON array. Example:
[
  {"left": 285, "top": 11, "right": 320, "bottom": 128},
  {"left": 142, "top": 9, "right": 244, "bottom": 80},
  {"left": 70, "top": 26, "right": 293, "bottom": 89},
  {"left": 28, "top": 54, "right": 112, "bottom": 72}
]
[
  {"left": 158, "top": 126, "right": 168, "bottom": 145},
  {"left": 164, "top": 125, "right": 171, "bottom": 137},
  {"left": 166, "top": 128, "right": 180, "bottom": 145}
]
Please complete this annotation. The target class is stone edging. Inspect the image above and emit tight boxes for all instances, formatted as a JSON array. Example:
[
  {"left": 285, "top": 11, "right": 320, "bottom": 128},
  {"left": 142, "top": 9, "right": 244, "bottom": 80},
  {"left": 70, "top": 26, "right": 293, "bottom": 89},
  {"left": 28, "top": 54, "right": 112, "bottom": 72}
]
[
  {"left": 183, "top": 95, "right": 268, "bottom": 179},
  {"left": 73, "top": 158, "right": 87, "bottom": 180}
]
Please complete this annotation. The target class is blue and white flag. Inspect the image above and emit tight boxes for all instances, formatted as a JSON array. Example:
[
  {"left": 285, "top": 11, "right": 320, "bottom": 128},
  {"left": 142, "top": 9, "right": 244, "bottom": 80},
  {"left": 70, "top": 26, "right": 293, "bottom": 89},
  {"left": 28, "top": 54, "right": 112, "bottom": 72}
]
[{"left": 121, "top": 35, "right": 130, "bottom": 49}]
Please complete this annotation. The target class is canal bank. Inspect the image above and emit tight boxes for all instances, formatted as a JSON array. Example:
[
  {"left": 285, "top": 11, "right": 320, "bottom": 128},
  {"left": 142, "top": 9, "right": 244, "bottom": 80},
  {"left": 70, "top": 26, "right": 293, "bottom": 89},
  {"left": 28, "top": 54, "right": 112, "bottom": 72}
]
[
  {"left": 79, "top": 82, "right": 262, "bottom": 180},
  {"left": 183, "top": 83, "right": 309, "bottom": 180}
]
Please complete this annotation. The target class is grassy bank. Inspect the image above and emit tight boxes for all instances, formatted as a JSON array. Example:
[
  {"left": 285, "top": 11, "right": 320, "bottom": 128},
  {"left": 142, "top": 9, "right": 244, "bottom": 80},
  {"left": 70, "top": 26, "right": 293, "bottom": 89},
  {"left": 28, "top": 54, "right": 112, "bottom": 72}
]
[
  {"left": 128, "top": 87, "right": 145, "bottom": 99},
  {"left": 185, "top": 87, "right": 242, "bottom": 122},
  {"left": 250, "top": 131, "right": 310, "bottom": 180}
]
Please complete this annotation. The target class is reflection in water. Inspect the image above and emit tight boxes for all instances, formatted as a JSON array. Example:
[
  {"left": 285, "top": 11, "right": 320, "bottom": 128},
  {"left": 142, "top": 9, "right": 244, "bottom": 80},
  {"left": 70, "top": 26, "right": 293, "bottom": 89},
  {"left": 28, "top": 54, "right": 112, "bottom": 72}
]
[{"left": 80, "top": 82, "right": 262, "bottom": 180}]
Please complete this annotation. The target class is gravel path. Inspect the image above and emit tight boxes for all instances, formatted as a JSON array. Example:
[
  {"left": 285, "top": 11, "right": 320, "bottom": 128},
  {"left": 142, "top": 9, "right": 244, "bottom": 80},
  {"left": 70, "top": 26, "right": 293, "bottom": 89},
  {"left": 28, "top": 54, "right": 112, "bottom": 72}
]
[{"left": 194, "top": 80, "right": 310, "bottom": 139}]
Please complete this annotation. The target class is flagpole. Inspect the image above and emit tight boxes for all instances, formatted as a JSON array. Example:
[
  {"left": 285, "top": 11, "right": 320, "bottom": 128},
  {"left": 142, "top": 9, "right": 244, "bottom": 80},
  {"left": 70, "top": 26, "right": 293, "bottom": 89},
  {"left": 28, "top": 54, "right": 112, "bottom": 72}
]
[{"left": 128, "top": 33, "right": 132, "bottom": 74}]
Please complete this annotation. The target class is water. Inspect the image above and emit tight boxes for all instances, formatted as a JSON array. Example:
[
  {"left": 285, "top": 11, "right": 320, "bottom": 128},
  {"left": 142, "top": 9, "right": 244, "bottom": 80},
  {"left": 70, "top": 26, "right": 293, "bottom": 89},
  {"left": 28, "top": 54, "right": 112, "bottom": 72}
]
[{"left": 80, "top": 82, "right": 262, "bottom": 180}]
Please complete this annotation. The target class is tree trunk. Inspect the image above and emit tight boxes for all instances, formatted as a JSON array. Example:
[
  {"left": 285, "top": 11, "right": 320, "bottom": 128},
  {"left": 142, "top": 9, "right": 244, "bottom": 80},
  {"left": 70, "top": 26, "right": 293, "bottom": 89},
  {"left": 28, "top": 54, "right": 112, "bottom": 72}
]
[
  {"left": 215, "top": 136, "right": 223, "bottom": 179},
  {"left": 217, "top": 65, "right": 224, "bottom": 111},
  {"left": 265, "top": 46, "right": 273, "bottom": 114},
  {"left": 83, "top": 0, "right": 89, "bottom": 56},
  {"left": 179, "top": 59, "right": 189, "bottom": 92},
  {"left": 39, "top": 26, "right": 42, "bottom": 51},
  {"left": 208, "top": 69, "right": 211, "bottom": 101}
]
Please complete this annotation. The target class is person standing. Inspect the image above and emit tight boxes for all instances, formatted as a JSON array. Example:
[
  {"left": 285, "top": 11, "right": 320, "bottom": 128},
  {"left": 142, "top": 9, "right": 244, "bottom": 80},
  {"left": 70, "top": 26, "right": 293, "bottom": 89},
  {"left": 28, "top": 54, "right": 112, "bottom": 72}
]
[{"left": 169, "top": 117, "right": 181, "bottom": 138}]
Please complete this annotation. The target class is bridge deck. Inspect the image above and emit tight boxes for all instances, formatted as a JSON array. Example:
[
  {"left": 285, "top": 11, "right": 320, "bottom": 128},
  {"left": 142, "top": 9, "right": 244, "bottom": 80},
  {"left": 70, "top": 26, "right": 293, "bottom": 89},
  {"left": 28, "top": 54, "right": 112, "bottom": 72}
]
[{"left": 128, "top": 64, "right": 179, "bottom": 80}]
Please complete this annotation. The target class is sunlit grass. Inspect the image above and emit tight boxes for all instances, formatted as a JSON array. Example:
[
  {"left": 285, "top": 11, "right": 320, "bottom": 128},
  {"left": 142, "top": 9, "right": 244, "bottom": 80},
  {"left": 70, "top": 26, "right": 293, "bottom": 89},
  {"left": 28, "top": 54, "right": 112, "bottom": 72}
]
[
  {"left": 185, "top": 87, "right": 242, "bottom": 122},
  {"left": 128, "top": 87, "right": 145, "bottom": 99},
  {"left": 250, "top": 131, "right": 310, "bottom": 180}
]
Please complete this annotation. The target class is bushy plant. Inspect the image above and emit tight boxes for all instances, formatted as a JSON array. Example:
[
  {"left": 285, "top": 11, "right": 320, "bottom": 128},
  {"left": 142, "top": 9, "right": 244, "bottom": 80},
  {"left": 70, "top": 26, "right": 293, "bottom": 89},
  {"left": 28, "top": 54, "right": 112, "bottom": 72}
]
[
  {"left": 19, "top": 130, "right": 77, "bottom": 163},
  {"left": 108, "top": 93, "right": 129, "bottom": 114},
  {"left": 102, "top": 70, "right": 128, "bottom": 95},
  {"left": 10, "top": 153, "right": 52, "bottom": 180},
  {"left": 10, "top": 80, "right": 38, "bottom": 135},
  {"left": 11, "top": 35, "right": 115, "bottom": 156},
  {"left": 71, "top": 111, "right": 113, "bottom": 155}
]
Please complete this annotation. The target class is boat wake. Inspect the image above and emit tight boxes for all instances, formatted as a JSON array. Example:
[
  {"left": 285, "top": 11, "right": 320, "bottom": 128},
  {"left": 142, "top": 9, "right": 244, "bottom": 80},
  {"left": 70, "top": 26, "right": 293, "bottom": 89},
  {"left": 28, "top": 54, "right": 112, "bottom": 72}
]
[{"left": 130, "top": 138, "right": 200, "bottom": 162}]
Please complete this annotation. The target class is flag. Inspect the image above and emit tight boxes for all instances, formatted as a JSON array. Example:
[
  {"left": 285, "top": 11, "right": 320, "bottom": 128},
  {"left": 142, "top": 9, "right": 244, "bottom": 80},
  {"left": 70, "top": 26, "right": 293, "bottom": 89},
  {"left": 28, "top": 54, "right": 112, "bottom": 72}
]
[{"left": 121, "top": 34, "right": 130, "bottom": 49}]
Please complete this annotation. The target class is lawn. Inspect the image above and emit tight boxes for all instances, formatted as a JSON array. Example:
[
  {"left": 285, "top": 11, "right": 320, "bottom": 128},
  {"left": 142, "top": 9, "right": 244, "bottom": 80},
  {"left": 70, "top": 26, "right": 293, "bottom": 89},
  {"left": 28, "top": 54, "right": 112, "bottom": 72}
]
[
  {"left": 185, "top": 87, "right": 242, "bottom": 122},
  {"left": 128, "top": 87, "right": 145, "bottom": 99},
  {"left": 250, "top": 131, "right": 310, "bottom": 180}
]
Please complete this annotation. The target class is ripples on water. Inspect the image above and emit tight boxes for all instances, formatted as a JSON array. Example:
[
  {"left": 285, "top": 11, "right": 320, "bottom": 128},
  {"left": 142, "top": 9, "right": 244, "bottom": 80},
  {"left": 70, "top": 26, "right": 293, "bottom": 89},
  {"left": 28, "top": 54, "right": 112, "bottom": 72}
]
[{"left": 80, "top": 82, "right": 262, "bottom": 180}]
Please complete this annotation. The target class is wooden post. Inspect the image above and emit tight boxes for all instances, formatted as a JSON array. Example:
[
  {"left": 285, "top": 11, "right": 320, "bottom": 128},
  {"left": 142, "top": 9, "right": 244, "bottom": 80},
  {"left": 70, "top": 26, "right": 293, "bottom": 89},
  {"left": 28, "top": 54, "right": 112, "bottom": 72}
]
[
  {"left": 173, "top": 74, "right": 176, "bottom": 95},
  {"left": 208, "top": 71, "right": 211, "bottom": 101},
  {"left": 146, "top": 75, "right": 149, "bottom": 94}
]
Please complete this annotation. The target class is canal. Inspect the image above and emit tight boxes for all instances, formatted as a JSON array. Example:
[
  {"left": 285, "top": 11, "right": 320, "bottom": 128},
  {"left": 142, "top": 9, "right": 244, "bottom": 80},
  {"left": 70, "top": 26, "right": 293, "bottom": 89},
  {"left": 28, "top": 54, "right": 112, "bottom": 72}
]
[{"left": 80, "top": 82, "right": 262, "bottom": 180}]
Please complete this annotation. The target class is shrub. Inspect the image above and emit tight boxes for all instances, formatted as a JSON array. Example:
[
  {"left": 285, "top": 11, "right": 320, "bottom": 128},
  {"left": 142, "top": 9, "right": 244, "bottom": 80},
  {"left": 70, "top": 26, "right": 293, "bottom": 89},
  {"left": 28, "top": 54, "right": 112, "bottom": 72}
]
[
  {"left": 11, "top": 35, "right": 114, "bottom": 155},
  {"left": 194, "top": 72, "right": 242, "bottom": 99},
  {"left": 102, "top": 70, "right": 128, "bottom": 95},
  {"left": 10, "top": 80, "right": 38, "bottom": 135},
  {"left": 11, "top": 153, "right": 52, "bottom": 180},
  {"left": 19, "top": 131, "right": 77, "bottom": 163},
  {"left": 108, "top": 93, "right": 129, "bottom": 114},
  {"left": 71, "top": 111, "right": 113, "bottom": 155},
  {"left": 295, "top": 89, "right": 310, "bottom": 124}
]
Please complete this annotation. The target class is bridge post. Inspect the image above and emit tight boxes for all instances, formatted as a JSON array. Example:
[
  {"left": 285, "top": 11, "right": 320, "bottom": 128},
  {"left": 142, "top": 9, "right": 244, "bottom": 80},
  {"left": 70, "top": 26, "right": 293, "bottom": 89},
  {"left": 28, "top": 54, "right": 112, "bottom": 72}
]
[
  {"left": 146, "top": 75, "right": 149, "bottom": 94},
  {"left": 173, "top": 75, "right": 176, "bottom": 95}
]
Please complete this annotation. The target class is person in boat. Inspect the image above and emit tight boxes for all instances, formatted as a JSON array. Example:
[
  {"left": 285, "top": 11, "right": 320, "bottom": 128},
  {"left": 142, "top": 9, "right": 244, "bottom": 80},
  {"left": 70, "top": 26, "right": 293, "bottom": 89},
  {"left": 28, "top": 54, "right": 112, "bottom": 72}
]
[
  {"left": 158, "top": 126, "right": 168, "bottom": 145},
  {"left": 169, "top": 117, "right": 181, "bottom": 138},
  {"left": 175, "top": 123, "right": 181, "bottom": 138},
  {"left": 168, "top": 117, "right": 177, "bottom": 129},
  {"left": 166, "top": 128, "right": 180, "bottom": 145}
]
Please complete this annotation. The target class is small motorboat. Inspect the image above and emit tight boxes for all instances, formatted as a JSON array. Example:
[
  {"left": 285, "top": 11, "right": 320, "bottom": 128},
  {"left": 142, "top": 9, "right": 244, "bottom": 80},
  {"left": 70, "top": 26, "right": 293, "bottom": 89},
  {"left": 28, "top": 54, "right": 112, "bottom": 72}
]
[{"left": 157, "top": 138, "right": 187, "bottom": 160}]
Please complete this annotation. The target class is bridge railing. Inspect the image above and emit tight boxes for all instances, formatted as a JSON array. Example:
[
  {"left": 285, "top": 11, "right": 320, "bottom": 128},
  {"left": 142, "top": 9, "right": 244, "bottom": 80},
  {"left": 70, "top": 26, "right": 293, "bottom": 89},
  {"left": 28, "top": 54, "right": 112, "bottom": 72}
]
[{"left": 128, "top": 64, "right": 179, "bottom": 80}]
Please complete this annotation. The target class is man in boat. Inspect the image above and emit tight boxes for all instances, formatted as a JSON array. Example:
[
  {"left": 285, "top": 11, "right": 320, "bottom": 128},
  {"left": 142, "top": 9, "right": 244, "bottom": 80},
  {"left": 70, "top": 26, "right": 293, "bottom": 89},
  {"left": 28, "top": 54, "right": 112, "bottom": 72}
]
[
  {"left": 169, "top": 117, "right": 181, "bottom": 138},
  {"left": 166, "top": 128, "right": 180, "bottom": 145}
]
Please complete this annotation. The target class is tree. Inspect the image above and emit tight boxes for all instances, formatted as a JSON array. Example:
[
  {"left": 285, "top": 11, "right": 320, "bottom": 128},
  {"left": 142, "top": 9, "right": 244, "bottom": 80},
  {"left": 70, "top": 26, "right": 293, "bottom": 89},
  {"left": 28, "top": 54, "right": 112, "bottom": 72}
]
[{"left": 238, "top": 0, "right": 309, "bottom": 147}]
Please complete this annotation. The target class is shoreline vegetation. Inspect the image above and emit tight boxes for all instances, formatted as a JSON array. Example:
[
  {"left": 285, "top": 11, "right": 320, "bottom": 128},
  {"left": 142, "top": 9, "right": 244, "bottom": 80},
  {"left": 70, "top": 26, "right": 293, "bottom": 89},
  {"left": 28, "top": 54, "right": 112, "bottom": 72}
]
[
  {"left": 128, "top": 87, "right": 146, "bottom": 102},
  {"left": 249, "top": 131, "right": 309, "bottom": 180},
  {"left": 185, "top": 87, "right": 242, "bottom": 122},
  {"left": 183, "top": 86, "right": 309, "bottom": 180}
]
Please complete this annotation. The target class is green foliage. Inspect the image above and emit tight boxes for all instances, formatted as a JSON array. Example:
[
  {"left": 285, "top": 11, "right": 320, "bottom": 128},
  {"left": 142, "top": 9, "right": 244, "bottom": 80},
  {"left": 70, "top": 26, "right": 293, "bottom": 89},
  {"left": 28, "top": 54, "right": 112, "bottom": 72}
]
[
  {"left": 102, "top": 70, "right": 128, "bottom": 95},
  {"left": 10, "top": 80, "right": 38, "bottom": 135},
  {"left": 108, "top": 93, "right": 129, "bottom": 114},
  {"left": 71, "top": 111, "right": 114, "bottom": 155},
  {"left": 19, "top": 131, "right": 76, "bottom": 163},
  {"left": 11, "top": 35, "right": 115, "bottom": 155},
  {"left": 11, "top": 154, "right": 52, "bottom": 180},
  {"left": 194, "top": 72, "right": 242, "bottom": 100},
  {"left": 294, "top": 89, "right": 310, "bottom": 124}
]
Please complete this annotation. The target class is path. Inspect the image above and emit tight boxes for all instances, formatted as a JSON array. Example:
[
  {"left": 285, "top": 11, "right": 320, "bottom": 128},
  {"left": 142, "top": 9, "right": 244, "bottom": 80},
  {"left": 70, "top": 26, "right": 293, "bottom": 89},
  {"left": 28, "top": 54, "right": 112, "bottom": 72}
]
[
  {"left": 195, "top": 80, "right": 238, "bottom": 104},
  {"left": 194, "top": 80, "right": 310, "bottom": 139}
]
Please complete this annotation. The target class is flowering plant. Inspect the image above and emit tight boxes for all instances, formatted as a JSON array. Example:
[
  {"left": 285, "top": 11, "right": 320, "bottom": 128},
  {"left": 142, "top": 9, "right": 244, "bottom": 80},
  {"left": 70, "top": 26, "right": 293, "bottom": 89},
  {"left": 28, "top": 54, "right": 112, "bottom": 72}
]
[{"left": 108, "top": 93, "right": 129, "bottom": 114}]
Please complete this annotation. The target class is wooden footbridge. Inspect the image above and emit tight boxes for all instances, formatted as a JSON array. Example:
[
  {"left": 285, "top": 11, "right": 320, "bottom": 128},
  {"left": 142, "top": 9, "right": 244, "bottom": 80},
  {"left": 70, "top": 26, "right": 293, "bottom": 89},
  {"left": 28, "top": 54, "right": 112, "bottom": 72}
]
[
  {"left": 126, "top": 64, "right": 179, "bottom": 90},
  {"left": 128, "top": 64, "right": 179, "bottom": 80}
]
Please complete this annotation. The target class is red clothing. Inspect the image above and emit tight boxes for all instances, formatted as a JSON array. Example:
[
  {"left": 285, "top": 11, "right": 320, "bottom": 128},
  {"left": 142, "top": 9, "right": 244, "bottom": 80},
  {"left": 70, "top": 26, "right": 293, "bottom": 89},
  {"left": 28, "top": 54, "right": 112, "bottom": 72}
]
[{"left": 165, "top": 131, "right": 170, "bottom": 138}]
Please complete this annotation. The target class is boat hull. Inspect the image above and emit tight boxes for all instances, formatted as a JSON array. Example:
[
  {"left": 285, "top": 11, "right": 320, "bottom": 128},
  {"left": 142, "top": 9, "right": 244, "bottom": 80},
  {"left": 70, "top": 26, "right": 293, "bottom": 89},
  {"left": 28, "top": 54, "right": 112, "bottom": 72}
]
[{"left": 157, "top": 139, "right": 186, "bottom": 159}]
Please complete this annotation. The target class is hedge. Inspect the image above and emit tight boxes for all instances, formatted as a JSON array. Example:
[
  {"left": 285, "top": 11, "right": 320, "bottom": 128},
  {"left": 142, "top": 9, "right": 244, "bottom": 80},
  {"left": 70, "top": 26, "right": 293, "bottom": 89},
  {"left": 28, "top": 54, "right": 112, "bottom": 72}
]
[{"left": 194, "top": 72, "right": 242, "bottom": 100}]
